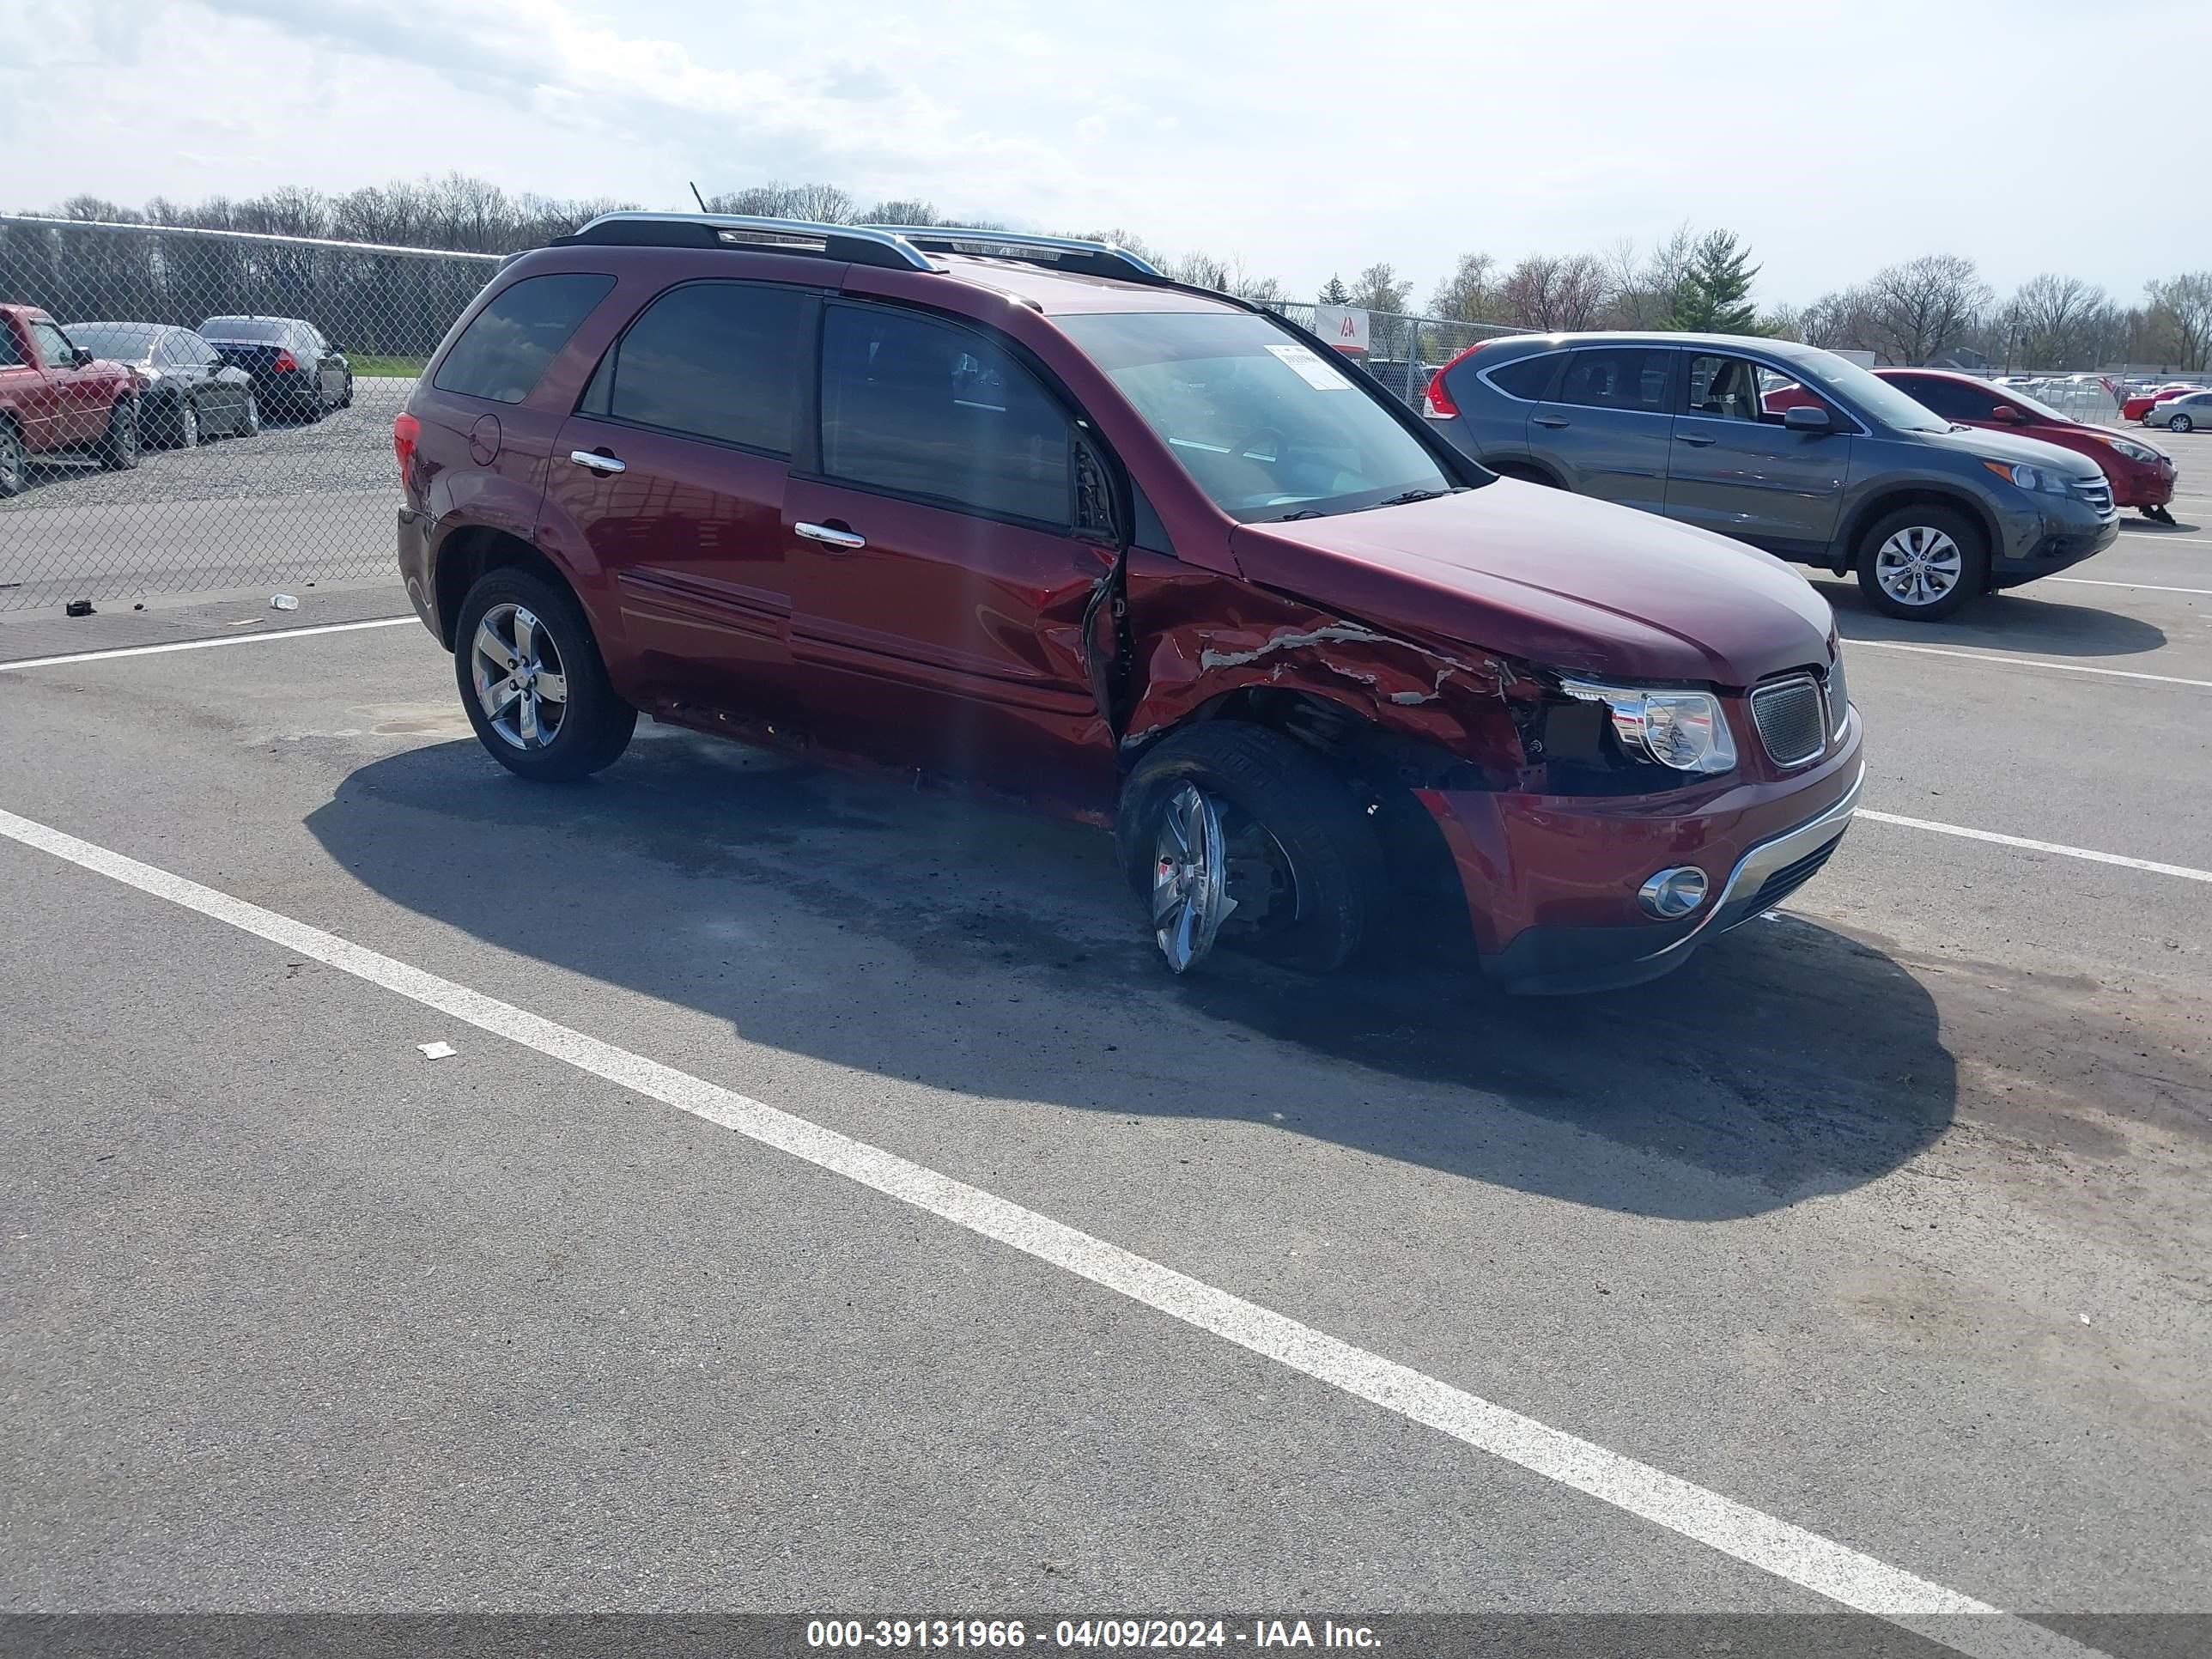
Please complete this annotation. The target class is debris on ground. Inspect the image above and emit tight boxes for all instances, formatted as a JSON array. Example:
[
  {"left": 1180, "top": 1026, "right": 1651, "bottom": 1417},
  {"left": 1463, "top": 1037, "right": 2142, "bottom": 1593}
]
[
  {"left": 270, "top": 593, "right": 300, "bottom": 611},
  {"left": 64, "top": 599, "right": 94, "bottom": 617},
  {"left": 416, "top": 1041, "right": 457, "bottom": 1060}
]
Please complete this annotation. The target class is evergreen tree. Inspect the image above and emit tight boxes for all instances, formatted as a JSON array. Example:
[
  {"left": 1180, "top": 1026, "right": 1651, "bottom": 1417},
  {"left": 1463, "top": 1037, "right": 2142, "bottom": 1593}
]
[
  {"left": 1668, "top": 230, "right": 1762, "bottom": 333},
  {"left": 1318, "top": 273, "right": 1351, "bottom": 305}
]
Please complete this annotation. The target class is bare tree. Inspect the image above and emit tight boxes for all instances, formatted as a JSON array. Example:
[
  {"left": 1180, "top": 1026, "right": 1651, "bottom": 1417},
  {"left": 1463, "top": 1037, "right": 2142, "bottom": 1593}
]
[
  {"left": 1599, "top": 227, "right": 1693, "bottom": 329},
  {"left": 856, "top": 199, "right": 941, "bottom": 226},
  {"left": 1793, "top": 289, "right": 1875, "bottom": 353},
  {"left": 1856, "top": 254, "right": 1992, "bottom": 363},
  {"left": 1498, "top": 252, "right": 1612, "bottom": 331},
  {"left": 2142, "top": 272, "right": 2212, "bottom": 369},
  {"left": 2008, "top": 273, "right": 2115, "bottom": 368},
  {"left": 1349, "top": 262, "right": 1413, "bottom": 313},
  {"left": 1428, "top": 252, "right": 1498, "bottom": 322}
]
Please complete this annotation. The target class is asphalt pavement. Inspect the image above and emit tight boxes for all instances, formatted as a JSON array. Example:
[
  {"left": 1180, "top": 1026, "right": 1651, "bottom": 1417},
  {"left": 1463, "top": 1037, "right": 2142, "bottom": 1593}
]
[{"left": 0, "top": 446, "right": 2209, "bottom": 1658}]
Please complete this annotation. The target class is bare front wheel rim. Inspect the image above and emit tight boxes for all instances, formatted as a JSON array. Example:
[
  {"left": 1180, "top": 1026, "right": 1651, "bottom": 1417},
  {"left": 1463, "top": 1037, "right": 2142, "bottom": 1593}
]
[
  {"left": 1874, "top": 526, "right": 1964, "bottom": 607},
  {"left": 471, "top": 603, "right": 569, "bottom": 751},
  {"left": 1151, "top": 784, "right": 1237, "bottom": 973}
]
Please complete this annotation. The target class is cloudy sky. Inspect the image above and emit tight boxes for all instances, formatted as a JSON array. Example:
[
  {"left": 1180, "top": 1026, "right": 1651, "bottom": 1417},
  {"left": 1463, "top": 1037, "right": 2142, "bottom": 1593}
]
[{"left": 7, "top": 0, "right": 2205, "bottom": 307}]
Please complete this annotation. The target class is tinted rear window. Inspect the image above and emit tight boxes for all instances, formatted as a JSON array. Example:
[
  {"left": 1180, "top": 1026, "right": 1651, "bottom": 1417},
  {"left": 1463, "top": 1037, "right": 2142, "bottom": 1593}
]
[
  {"left": 433, "top": 274, "right": 614, "bottom": 404},
  {"left": 1558, "top": 348, "right": 1672, "bottom": 411},
  {"left": 1486, "top": 351, "right": 1560, "bottom": 400},
  {"left": 62, "top": 325, "right": 159, "bottom": 362},
  {"left": 202, "top": 318, "right": 289, "bottom": 343},
  {"left": 601, "top": 281, "right": 805, "bottom": 452}
]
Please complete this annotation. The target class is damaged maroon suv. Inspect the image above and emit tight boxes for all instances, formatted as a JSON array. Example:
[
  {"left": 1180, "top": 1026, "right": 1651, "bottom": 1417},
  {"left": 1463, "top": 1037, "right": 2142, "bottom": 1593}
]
[{"left": 395, "top": 215, "right": 1861, "bottom": 993}]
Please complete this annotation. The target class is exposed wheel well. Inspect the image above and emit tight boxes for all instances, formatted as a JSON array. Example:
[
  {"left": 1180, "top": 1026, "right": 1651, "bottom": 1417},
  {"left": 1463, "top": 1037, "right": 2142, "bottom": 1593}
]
[
  {"left": 1837, "top": 489, "right": 1999, "bottom": 581},
  {"left": 1139, "top": 686, "right": 1479, "bottom": 961},
  {"left": 433, "top": 527, "right": 573, "bottom": 650}
]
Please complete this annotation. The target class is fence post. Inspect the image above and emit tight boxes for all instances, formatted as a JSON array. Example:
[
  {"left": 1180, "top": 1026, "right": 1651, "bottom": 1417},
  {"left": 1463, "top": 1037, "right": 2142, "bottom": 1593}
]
[{"left": 1404, "top": 317, "right": 1422, "bottom": 407}]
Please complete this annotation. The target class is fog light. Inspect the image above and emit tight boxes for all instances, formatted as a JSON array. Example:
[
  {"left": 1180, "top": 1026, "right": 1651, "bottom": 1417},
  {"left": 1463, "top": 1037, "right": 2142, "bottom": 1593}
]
[{"left": 1638, "top": 866, "right": 1709, "bottom": 919}]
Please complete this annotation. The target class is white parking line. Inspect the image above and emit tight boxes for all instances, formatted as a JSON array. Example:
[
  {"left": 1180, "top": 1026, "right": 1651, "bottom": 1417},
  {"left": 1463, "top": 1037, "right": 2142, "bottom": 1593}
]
[
  {"left": 0, "top": 616, "right": 416, "bottom": 672},
  {"left": 1862, "top": 811, "right": 2212, "bottom": 884},
  {"left": 2048, "top": 576, "right": 2212, "bottom": 597},
  {"left": 0, "top": 805, "right": 2107, "bottom": 1659},
  {"left": 1848, "top": 638, "right": 2212, "bottom": 690}
]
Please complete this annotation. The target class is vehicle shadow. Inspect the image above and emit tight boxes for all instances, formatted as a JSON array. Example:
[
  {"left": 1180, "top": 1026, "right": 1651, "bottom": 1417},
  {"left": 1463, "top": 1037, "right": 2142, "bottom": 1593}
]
[
  {"left": 306, "top": 729, "right": 1959, "bottom": 1223},
  {"left": 1819, "top": 577, "right": 2168, "bottom": 659},
  {"left": 2117, "top": 517, "right": 2204, "bottom": 535}
]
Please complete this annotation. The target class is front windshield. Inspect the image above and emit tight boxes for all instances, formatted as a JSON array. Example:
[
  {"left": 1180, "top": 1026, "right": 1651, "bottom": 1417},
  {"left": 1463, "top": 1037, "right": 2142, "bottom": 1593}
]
[
  {"left": 1057, "top": 311, "right": 1457, "bottom": 521},
  {"left": 1988, "top": 382, "right": 2069, "bottom": 422},
  {"left": 66, "top": 325, "right": 158, "bottom": 363},
  {"left": 1791, "top": 348, "right": 1950, "bottom": 433}
]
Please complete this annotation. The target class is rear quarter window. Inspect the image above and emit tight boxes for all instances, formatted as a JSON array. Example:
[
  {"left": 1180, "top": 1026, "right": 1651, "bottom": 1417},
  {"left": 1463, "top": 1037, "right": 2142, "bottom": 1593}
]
[
  {"left": 1485, "top": 351, "right": 1562, "bottom": 401},
  {"left": 434, "top": 273, "right": 616, "bottom": 404},
  {"left": 0, "top": 325, "right": 24, "bottom": 368}
]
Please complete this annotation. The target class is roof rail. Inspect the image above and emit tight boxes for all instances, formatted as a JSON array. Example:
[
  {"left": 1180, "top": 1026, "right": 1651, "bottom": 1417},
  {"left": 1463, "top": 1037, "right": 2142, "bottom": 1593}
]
[
  {"left": 556, "top": 211, "right": 934, "bottom": 272},
  {"left": 866, "top": 227, "right": 1164, "bottom": 282}
]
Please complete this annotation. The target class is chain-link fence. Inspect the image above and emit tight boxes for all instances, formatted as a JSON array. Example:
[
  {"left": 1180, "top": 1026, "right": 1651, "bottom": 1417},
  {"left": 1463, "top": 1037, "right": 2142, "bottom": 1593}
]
[
  {"left": 0, "top": 215, "right": 500, "bottom": 612},
  {"left": 0, "top": 216, "right": 1538, "bottom": 617}
]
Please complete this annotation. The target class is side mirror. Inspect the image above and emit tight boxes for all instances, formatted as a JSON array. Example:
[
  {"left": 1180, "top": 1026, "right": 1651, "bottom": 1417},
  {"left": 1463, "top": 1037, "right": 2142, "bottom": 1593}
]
[
  {"left": 1989, "top": 404, "right": 2027, "bottom": 424},
  {"left": 72, "top": 346, "right": 94, "bottom": 368},
  {"left": 1782, "top": 404, "right": 1832, "bottom": 432}
]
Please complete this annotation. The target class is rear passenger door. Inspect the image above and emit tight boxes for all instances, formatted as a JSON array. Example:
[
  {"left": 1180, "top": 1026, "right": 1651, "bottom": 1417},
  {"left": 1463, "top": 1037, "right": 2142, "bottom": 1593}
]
[
  {"left": 545, "top": 278, "right": 815, "bottom": 715},
  {"left": 1530, "top": 346, "right": 1677, "bottom": 513},
  {"left": 781, "top": 300, "right": 1116, "bottom": 810},
  {"left": 1664, "top": 351, "right": 1853, "bottom": 556}
]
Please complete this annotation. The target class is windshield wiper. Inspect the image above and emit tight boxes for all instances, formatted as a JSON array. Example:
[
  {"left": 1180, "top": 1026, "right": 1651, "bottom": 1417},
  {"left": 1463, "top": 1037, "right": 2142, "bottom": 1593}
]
[
  {"left": 1273, "top": 507, "right": 1328, "bottom": 521},
  {"left": 1373, "top": 488, "right": 1449, "bottom": 507}
]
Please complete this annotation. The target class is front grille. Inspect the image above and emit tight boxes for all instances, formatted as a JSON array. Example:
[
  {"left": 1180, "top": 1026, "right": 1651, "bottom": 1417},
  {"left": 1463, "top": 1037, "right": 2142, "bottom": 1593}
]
[
  {"left": 1823, "top": 658, "right": 1849, "bottom": 738},
  {"left": 1747, "top": 838, "right": 1841, "bottom": 914},
  {"left": 1750, "top": 675, "right": 1825, "bottom": 768},
  {"left": 2070, "top": 477, "right": 2115, "bottom": 517}
]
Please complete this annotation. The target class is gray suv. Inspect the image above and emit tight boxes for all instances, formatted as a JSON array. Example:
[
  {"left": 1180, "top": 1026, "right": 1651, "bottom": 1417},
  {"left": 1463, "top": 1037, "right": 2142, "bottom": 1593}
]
[{"left": 1424, "top": 331, "right": 2119, "bottom": 620}]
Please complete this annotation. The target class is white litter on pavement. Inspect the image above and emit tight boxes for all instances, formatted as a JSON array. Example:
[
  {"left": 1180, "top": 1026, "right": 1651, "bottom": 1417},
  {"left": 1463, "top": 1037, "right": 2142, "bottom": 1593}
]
[{"left": 416, "top": 1041, "right": 457, "bottom": 1060}]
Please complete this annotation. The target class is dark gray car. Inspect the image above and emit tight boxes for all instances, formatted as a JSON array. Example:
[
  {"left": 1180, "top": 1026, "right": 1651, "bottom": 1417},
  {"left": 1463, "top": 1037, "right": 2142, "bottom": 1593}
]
[
  {"left": 1425, "top": 331, "right": 2119, "bottom": 619},
  {"left": 62, "top": 323, "right": 261, "bottom": 447}
]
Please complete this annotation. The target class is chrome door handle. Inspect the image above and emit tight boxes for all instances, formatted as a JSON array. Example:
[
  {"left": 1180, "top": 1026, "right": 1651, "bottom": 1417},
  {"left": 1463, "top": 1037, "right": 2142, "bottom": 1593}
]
[
  {"left": 795, "top": 521, "right": 866, "bottom": 550},
  {"left": 1675, "top": 434, "right": 1717, "bottom": 447},
  {"left": 568, "top": 449, "right": 626, "bottom": 474},
  {"left": 1532, "top": 415, "right": 1569, "bottom": 428}
]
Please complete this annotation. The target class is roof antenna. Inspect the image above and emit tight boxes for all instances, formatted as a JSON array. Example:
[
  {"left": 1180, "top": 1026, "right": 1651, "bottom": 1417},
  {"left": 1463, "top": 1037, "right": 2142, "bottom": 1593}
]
[{"left": 688, "top": 181, "right": 709, "bottom": 212}]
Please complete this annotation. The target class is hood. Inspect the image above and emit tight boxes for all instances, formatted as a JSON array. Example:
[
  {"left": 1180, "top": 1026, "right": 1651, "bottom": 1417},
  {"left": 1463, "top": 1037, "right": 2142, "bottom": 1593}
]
[
  {"left": 1914, "top": 423, "right": 2105, "bottom": 481},
  {"left": 1229, "top": 481, "right": 1835, "bottom": 688}
]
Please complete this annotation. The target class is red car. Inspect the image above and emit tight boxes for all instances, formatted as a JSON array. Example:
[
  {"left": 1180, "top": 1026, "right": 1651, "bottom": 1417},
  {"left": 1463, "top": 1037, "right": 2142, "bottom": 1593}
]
[
  {"left": 2122, "top": 382, "right": 2202, "bottom": 424},
  {"left": 0, "top": 302, "right": 143, "bottom": 495},
  {"left": 1875, "top": 369, "right": 2179, "bottom": 525},
  {"left": 397, "top": 215, "right": 1860, "bottom": 994}
]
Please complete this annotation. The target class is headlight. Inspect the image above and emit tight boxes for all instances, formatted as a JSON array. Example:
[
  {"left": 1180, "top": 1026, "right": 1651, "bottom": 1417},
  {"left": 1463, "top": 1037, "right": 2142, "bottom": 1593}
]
[
  {"left": 1557, "top": 678, "right": 1737, "bottom": 774},
  {"left": 2100, "top": 434, "right": 2162, "bottom": 465},
  {"left": 1982, "top": 459, "right": 2072, "bottom": 495}
]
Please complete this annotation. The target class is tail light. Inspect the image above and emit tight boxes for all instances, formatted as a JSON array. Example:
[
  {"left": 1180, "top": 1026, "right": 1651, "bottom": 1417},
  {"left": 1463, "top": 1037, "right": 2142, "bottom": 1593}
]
[
  {"left": 1422, "top": 343, "right": 1489, "bottom": 417},
  {"left": 393, "top": 411, "right": 420, "bottom": 483},
  {"left": 272, "top": 349, "right": 297, "bottom": 372}
]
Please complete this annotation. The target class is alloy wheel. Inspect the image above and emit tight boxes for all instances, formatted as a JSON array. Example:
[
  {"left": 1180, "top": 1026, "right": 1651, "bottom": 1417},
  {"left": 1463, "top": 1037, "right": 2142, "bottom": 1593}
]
[
  {"left": 1873, "top": 525, "right": 1964, "bottom": 608},
  {"left": 241, "top": 391, "right": 260, "bottom": 435},
  {"left": 2172, "top": 415, "right": 2195, "bottom": 433},
  {"left": 1151, "top": 784, "right": 1237, "bottom": 973},
  {"left": 470, "top": 603, "right": 569, "bottom": 751},
  {"left": 178, "top": 402, "right": 198, "bottom": 447},
  {"left": 0, "top": 427, "right": 23, "bottom": 496}
]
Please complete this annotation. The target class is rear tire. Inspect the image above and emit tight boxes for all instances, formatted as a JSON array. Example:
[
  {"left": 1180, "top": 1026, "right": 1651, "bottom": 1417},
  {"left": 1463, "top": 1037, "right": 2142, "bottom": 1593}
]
[
  {"left": 171, "top": 398, "right": 199, "bottom": 450},
  {"left": 1854, "top": 503, "right": 1986, "bottom": 621},
  {"left": 96, "top": 400, "right": 140, "bottom": 471},
  {"left": 237, "top": 389, "right": 261, "bottom": 437},
  {"left": 453, "top": 567, "right": 635, "bottom": 782},
  {"left": 1115, "top": 722, "right": 1386, "bottom": 975},
  {"left": 337, "top": 370, "right": 354, "bottom": 409}
]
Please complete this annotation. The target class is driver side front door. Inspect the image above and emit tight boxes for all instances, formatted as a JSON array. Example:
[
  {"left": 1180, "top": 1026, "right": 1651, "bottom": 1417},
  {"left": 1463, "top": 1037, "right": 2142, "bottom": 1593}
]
[{"left": 1663, "top": 351, "right": 1853, "bottom": 558}]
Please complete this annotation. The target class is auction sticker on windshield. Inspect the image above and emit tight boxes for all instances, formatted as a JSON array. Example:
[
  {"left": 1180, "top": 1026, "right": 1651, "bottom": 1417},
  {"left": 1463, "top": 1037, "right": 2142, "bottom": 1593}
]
[{"left": 1265, "top": 341, "right": 1350, "bottom": 390}]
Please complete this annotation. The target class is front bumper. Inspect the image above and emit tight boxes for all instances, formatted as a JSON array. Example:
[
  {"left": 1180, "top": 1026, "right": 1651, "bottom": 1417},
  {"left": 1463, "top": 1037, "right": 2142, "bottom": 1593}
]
[
  {"left": 2109, "top": 458, "right": 2175, "bottom": 509},
  {"left": 1419, "top": 729, "right": 1863, "bottom": 995},
  {"left": 1991, "top": 502, "right": 2118, "bottom": 586}
]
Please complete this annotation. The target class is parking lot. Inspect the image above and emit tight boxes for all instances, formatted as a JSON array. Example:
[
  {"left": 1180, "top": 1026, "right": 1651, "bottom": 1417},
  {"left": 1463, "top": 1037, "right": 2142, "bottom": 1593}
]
[{"left": 3, "top": 439, "right": 2209, "bottom": 1656}]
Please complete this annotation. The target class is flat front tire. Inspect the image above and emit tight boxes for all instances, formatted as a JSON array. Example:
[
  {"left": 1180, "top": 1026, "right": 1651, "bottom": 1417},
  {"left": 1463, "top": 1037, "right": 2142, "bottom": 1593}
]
[
  {"left": 1115, "top": 722, "right": 1386, "bottom": 975},
  {"left": 453, "top": 567, "right": 635, "bottom": 781},
  {"left": 1855, "top": 503, "right": 1987, "bottom": 621},
  {"left": 97, "top": 401, "right": 139, "bottom": 471}
]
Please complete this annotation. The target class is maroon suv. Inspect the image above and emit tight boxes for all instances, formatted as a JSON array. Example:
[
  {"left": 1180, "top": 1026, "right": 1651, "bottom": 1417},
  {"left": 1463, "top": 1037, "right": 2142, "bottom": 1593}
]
[{"left": 395, "top": 215, "right": 1861, "bottom": 993}]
